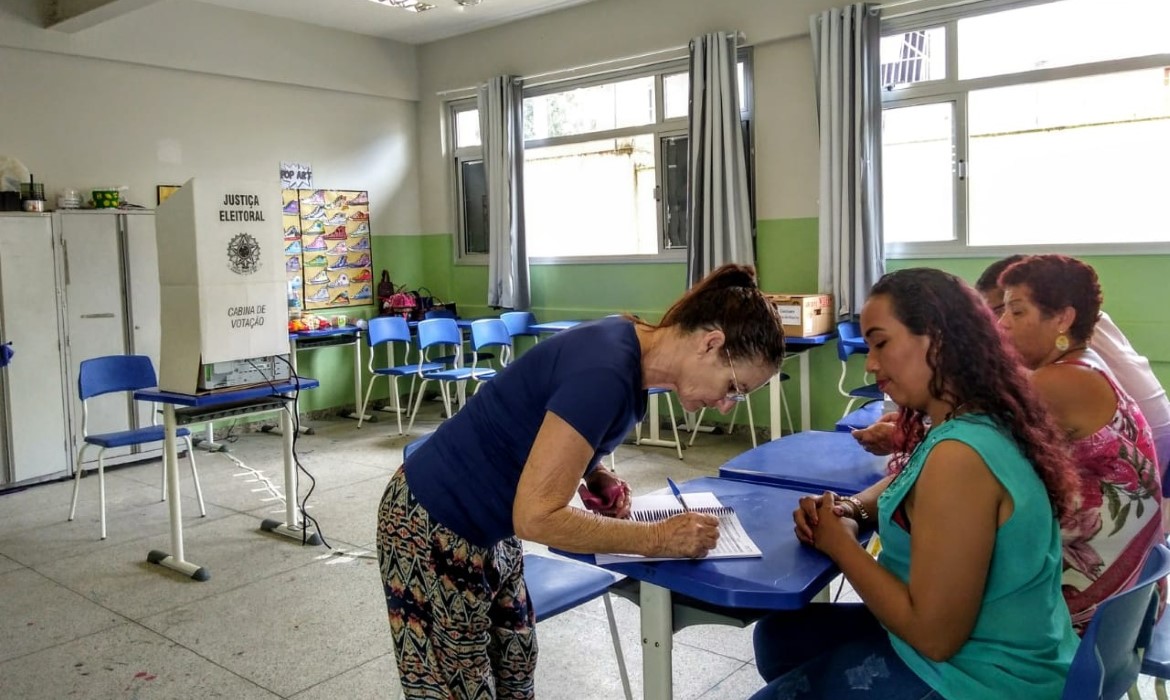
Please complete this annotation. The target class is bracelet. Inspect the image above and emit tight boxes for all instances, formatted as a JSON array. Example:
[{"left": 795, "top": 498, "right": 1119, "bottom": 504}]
[{"left": 843, "top": 495, "right": 870, "bottom": 522}]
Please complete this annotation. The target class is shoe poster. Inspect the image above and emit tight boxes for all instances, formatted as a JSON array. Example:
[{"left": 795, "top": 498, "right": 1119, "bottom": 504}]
[{"left": 282, "top": 188, "right": 374, "bottom": 311}]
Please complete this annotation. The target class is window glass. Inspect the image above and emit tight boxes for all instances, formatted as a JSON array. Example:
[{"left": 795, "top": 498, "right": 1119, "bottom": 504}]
[
  {"left": 959, "top": 0, "right": 1170, "bottom": 80},
  {"left": 661, "top": 134, "right": 688, "bottom": 248},
  {"left": 460, "top": 160, "right": 488, "bottom": 254},
  {"left": 455, "top": 109, "right": 481, "bottom": 148},
  {"left": 524, "top": 76, "right": 655, "bottom": 141},
  {"left": 968, "top": 68, "right": 1170, "bottom": 246},
  {"left": 663, "top": 72, "right": 688, "bottom": 120},
  {"left": 882, "top": 102, "right": 956, "bottom": 243},
  {"left": 879, "top": 27, "right": 946, "bottom": 88},
  {"left": 524, "top": 135, "right": 658, "bottom": 257}
]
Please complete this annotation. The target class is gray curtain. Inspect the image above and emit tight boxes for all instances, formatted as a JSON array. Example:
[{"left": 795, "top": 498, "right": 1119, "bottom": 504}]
[
  {"left": 810, "top": 3, "right": 884, "bottom": 320},
  {"left": 478, "top": 75, "right": 530, "bottom": 309},
  {"left": 686, "top": 31, "right": 754, "bottom": 288}
]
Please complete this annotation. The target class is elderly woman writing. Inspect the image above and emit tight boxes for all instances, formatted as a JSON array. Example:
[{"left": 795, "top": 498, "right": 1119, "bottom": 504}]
[
  {"left": 377, "top": 264, "right": 786, "bottom": 699},
  {"left": 998, "top": 254, "right": 1164, "bottom": 631},
  {"left": 751, "top": 268, "right": 1079, "bottom": 699}
]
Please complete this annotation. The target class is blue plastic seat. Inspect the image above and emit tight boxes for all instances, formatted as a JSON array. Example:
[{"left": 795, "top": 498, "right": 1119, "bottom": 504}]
[
  {"left": 358, "top": 316, "right": 443, "bottom": 435},
  {"left": 67, "top": 355, "right": 204, "bottom": 540},
  {"left": 401, "top": 435, "right": 631, "bottom": 700},
  {"left": 470, "top": 318, "right": 513, "bottom": 371},
  {"left": 1062, "top": 543, "right": 1170, "bottom": 700},
  {"left": 836, "top": 320, "right": 882, "bottom": 417}
]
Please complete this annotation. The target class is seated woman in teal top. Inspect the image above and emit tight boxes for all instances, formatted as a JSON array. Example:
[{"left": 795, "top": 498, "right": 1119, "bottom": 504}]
[{"left": 751, "top": 268, "right": 1081, "bottom": 700}]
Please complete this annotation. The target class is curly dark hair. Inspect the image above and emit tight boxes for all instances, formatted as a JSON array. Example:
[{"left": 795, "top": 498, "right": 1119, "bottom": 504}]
[
  {"left": 872, "top": 268, "right": 1080, "bottom": 519},
  {"left": 998, "top": 254, "right": 1102, "bottom": 344},
  {"left": 975, "top": 254, "right": 1028, "bottom": 293},
  {"left": 644, "top": 263, "right": 786, "bottom": 368}
]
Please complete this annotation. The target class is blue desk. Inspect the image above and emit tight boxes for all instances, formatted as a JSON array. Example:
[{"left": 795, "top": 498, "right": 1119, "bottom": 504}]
[
  {"left": 558, "top": 476, "right": 841, "bottom": 699},
  {"left": 718, "top": 429, "right": 887, "bottom": 494},
  {"left": 134, "top": 378, "right": 320, "bottom": 581},
  {"left": 836, "top": 401, "right": 885, "bottom": 433},
  {"left": 770, "top": 331, "right": 836, "bottom": 438},
  {"left": 529, "top": 320, "right": 581, "bottom": 334}
]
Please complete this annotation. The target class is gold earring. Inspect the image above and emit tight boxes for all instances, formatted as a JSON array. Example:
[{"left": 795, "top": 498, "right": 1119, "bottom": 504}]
[{"left": 1055, "top": 332, "right": 1070, "bottom": 352}]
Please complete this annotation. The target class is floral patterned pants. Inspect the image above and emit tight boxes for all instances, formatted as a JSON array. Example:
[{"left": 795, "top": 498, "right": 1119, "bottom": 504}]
[{"left": 377, "top": 466, "right": 537, "bottom": 699}]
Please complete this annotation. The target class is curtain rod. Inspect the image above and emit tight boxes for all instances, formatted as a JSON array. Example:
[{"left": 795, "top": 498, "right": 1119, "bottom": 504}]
[{"left": 434, "top": 30, "right": 745, "bottom": 98}]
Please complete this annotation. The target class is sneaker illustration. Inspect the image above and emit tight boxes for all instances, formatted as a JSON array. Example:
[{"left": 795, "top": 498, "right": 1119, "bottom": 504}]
[
  {"left": 308, "top": 270, "right": 330, "bottom": 285},
  {"left": 324, "top": 213, "right": 348, "bottom": 226},
  {"left": 300, "top": 190, "right": 326, "bottom": 206},
  {"left": 283, "top": 199, "right": 300, "bottom": 215},
  {"left": 307, "top": 287, "right": 330, "bottom": 303},
  {"left": 350, "top": 237, "right": 370, "bottom": 251},
  {"left": 283, "top": 225, "right": 300, "bottom": 240},
  {"left": 348, "top": 192, "right": 369, "bottom": 205},
  {"left": 328, "top": 272, "right": 350, "bottom": 288},
  {"left": 303, "top": 205, "right": 327, "bottom": 221},
  {"left": 285, "top": 257, "right": 301, "bottom": 272},
  {"left": 284, "top": 241, "right": 302, "bottom": 255},
  {"left": 348, "top": 210, "right": 369, "bottom": 222},
  {"left": 288, "top": 275, "right": 302, "bottom": 290},
  {"left": 351, "top": 269, "right": 372, "bottom": 283},
  {"left": 303, "top": 220, "right": 325, "bottom": 234},
  {"left": 327, "top": 255, "right": 350, "bottom": 271},
  {"left": 352, "top": 284, "right": 372, "bottom": 300},
  {"left": 348, "top": 254, "right": 371, "bottom": 268},
  {"left": 328, "top": 194, "right": 348, "bottom": 208},
  {"left": 324, "top": 225, "right": 347, "bottom": 240},
  {"left": 303, "top": 235, "right": 327, "bottom": 252},
  {"left": 329, "top": 291, "right": 350, "bottom": 305},
  {"left": 349, "top": 222, "right": 370, "bottom": 236},
  {"left": 326, "top": 242, "right": 348, "bottom": 256},
  {"left": 304, "top": 254, "right": 328, "bottom": 267}
]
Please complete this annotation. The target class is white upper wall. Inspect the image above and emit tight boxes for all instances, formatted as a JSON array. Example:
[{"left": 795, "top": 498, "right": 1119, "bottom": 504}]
[
  {"left": 0, "top": 0, "right": 421, "bottom": 234},
  {"left": 416, "top": 0, "right": 844, "bottom": 233}
]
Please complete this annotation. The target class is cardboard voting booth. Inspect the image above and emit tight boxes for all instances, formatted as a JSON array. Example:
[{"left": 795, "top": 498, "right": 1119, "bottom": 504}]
[{"left": 156, "top": 177, "right": 290, "bottom": 394}]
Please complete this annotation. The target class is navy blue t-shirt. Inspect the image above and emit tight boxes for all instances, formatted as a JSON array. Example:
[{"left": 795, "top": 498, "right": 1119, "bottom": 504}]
[{"left": 403, "top": 316, "right": 646, "bottom": 547}]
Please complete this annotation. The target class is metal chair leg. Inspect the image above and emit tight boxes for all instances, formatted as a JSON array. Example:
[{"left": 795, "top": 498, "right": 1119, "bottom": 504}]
[
  {"left": 391, "top": 376, "right": 403, "bottom": 435},
  {"left": 603, "top": 593, "right": 634, "bottom": 700},
  {"left": 97, "top": 450, "right": 107, "bottom": 540},
  {"left": 357, "top": 371, "right": 379, "bottom": 429},
  {"left": 406, "top": 379, "right": 430, "bottom": 433},
  {"left": 184, "top": 436, "right": 206, "bottom": 517},
  {"left": 664, "top": 394, "right": 683, "bottom": 460},
  {"left": 68, "top": 443, "right": 90, "bottom": 522}
]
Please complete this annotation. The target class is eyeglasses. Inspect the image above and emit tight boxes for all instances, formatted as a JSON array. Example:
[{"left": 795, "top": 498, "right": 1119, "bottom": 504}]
[{"left": 725, "top": 350, "right": 748, "bottom": 402}]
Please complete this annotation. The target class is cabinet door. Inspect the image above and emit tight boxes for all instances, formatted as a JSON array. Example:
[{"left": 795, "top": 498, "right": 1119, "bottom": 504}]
[
  {"left": 0, "top": 216, "right": 71, "bottom": 482},
  {"left": 123, "top": 213, "right": 161, "bottom": 431},
  {"left": 59, "top": 212, "right": 132, "bottom": 461}
]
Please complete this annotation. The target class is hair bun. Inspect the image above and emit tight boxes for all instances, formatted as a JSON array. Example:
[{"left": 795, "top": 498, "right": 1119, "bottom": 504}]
[{"left": 707, "top": 264, "right": 758, "bottom": 291}]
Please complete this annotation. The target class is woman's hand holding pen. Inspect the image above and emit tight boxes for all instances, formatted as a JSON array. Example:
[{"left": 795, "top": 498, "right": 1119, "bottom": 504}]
[{"left": 653, "top": 512, "right": 720, "bottom": 558}]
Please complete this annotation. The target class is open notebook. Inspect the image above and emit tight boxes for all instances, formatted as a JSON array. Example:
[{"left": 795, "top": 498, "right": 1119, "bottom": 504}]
[{"left": 593, "top": 492, "right": 762, "bottom": 565}]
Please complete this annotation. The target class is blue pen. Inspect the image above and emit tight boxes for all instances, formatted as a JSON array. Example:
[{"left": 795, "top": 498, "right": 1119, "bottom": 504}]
[{"left": 667, "top": 477, "right": 689, "bottom": 512}]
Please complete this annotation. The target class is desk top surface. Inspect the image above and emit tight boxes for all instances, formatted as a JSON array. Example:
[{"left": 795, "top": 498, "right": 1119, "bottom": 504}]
[
  {"left": 529, "top": 320, "right": 582, "bottom": 332},
  {"left": 784, "top": 331, "right": 837, "bottom": 347},
  {"left": 718, "top": 430, "right": 888, "bottom": 495},
  {"left": 289, "top": 326, "right": 359, "bottom": 340},
  {"left": 134, "top": 378, "right": 320, "bottom": 406},
  {"left": 558, "top": 477, "right": 841, "bottom": 610}
]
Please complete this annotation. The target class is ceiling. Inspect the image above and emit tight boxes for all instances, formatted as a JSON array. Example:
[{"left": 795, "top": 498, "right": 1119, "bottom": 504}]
[{"left": 191, "top": 0, "right": 602, "bottom": 44}]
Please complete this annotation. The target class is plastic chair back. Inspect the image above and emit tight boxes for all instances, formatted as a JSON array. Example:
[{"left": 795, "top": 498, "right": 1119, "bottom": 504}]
[
  {"left": 1062, "top": 543, "right": 1170, "bottom": 700},
  {"left": 78, "top": 355, "right": 157, "bottom": 401},
  {"left": 472, "top": 319, "right": 512, "bottom": 352},
  {"left": 424, "top": 308, "right": 457, "bottom": 320},
  {"left": 366, "top": 316, "right": 411, "bottom": 347},
  {"left": 836, "top": 320, "right": 869, "bottom": 362},
  {"left": 501, "top": 311, "right": 537, "bottom": 337},
  {"left": 417, "top": 318, "right": 461, "bottom": 352}
]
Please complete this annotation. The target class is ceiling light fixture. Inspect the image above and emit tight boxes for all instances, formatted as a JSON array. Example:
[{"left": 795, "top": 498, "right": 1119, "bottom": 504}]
[{"left": 369, "top": 0, "right": 436, "bottom": 12}]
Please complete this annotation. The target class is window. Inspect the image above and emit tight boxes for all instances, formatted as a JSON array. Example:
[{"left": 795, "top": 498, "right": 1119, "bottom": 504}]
[
  {"left": 880, "top": 0, "right": 1170, "bottom": 255},
  {"left": 450, "top": 54, "right": 753, "bottom": 262}
]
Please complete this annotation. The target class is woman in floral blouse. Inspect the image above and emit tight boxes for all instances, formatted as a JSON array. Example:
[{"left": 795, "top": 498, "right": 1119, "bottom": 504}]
[{"left": 998, "top": 254, "right": 1164, "bottom": 632}]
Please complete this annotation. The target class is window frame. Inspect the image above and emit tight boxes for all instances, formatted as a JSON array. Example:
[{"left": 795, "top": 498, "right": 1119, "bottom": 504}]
[
  {"left": 881, "top": 1, "right": 1170, "bottom": 259},
  {"left": 448, "top": 50, "right": 755, "bottom": 265}
]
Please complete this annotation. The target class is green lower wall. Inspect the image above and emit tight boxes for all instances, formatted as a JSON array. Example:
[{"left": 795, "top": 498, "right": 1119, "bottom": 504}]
[{"left": 300, "top": 225, "right": 1169, "bottom": 434}]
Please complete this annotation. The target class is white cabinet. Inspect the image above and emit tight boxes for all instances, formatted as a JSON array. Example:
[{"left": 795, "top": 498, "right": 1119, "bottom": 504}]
[
  {"left": 0, "top": 214, "right": 71, "bottom": 485},
  {"left": 57, "top": 211, "right": 162, "bottom": 471}
]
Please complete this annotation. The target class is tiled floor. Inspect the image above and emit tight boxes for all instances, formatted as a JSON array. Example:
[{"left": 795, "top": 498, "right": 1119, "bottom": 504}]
[{"left": 0, "top": 404, "right": 777, "bottom": 699}]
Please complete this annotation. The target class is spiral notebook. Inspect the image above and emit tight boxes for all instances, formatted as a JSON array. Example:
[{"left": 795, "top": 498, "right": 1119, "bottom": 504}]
[{"left": 593, "top": 492, "right": 762, "bottom": 565}]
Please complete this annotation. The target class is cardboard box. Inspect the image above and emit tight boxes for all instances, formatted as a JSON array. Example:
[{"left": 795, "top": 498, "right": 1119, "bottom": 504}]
[
  {"left": 156, "top": 177, "right": 290, "bottom": 394},
  {"left": 765, "top": 293, "right": 834, "bottom": 338}
]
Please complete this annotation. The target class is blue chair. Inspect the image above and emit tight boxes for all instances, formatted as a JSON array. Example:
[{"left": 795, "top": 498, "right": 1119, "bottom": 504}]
[
  {"left": 402, "top": 436, "right": 631, "bottom": 700},
  {"left": 470, "top": 318, "right": 514, "bottom": 373},
  {"left": 1062, "top": 543, "right": 1170, "bottom": 700},
  {"left": 1139, "top": 540, "right": 1170, "bottom": 698},
  {"left": 407, "top": 318, "right": 491, "bottom": 431},
  {"left": 836, "top": 320, "right": 882, "bottom": 417},
  {"left": 357, "top": 316, "right": 443, "bottom": 435},
  {"left": 501, "top": 311, "right": 539, "bottom": 341},
  {"left": 67, "top": 355, "right": 204, "bottom": 540}
]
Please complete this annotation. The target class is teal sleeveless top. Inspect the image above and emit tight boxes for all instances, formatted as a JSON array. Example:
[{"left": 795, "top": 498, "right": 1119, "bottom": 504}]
[{"left": 877, "top": 414, "right": 1078, "bottom": 699}]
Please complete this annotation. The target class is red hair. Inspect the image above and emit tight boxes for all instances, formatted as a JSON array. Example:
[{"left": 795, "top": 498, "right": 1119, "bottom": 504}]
[
  {"left": 999, "top": 254, "right": 1103, "bottom": 344},
  {"left": 871, "top": 269, "right": 1080, "bottom": 519}
]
